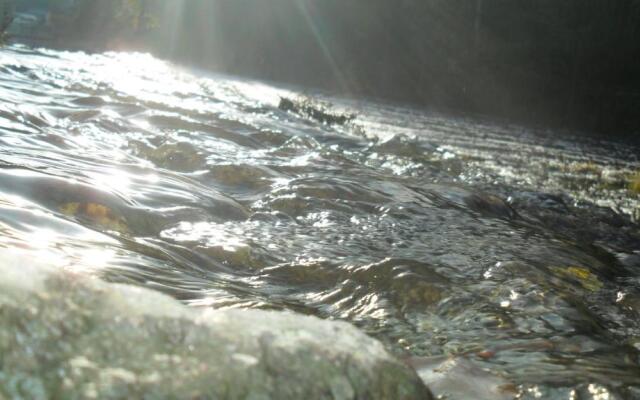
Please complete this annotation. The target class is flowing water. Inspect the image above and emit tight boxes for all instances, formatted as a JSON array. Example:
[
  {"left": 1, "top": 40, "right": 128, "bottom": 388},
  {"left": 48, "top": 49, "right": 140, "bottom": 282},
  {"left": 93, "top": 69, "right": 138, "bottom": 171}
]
[{"left": 1, "top": 43, "right": 640, "bottom": 399}]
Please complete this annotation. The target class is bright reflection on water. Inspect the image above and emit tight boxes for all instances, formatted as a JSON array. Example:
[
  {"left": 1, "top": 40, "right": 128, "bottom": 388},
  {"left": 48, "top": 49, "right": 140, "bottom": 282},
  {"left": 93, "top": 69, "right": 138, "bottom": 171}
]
[{"left": 1, "top": 44, "right": 640, "bottom": 398}]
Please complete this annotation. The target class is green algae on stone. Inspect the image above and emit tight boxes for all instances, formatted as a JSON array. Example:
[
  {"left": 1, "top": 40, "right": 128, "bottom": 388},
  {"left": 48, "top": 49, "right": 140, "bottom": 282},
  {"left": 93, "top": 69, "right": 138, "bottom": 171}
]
[
  {"left": 146, "top": 142, "right": 207, "bottom": 172},
  {"left": 208, "top": 164, "right": 274, "bottom": 189},
  {"left": 550, "top": 265, "right": 603, "bottom": 292},
  {"left": 629, "top": 172, "right": 640, "bottom": 194},
  {"left": 195, "top": 243, "right": 266, "bottom": 269},
  {"left": 60, "top": 201, "right": 130, "bottom": 234},
  {"left": 566, "top": 161, "right": 602, "bottom": 176}
]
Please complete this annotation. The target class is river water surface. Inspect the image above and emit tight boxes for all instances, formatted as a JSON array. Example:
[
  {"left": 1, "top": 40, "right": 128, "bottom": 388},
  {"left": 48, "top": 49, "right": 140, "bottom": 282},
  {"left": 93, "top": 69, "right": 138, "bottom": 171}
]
[{"left": 1, "top": 44, "right": 640, "bottom": 399}]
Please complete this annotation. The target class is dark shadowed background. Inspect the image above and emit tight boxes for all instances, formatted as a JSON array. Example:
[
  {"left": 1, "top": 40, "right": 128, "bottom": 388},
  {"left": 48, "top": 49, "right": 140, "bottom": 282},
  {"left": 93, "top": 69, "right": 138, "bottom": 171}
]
[{"left": 11, "top": 0, "right": 640, "bottom": 137}]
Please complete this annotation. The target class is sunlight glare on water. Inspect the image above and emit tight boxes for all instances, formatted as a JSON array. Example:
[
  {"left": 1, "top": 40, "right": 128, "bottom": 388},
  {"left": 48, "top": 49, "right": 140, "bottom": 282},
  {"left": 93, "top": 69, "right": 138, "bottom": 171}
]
[{"left": 0, "top": 43, "right": 639, "bottom": 398}]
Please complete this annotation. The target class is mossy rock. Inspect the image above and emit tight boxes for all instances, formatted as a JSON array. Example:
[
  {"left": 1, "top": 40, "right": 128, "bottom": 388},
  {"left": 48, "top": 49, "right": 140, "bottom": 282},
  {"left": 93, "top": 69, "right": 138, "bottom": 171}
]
[
  {"left": 629, "top": 172, "right": 640, "bottom": 194},
  {"left": 208, "top": 164, "right": 273, "bottom": 189},
  {"left": 59, "top": 201, "right": 129, "bottom": 234},
  {"left": 145, "top": 142, "right": 207, "bottom": 172},
  {"left": 550, "top": 265, "right": 603, "bottom": 292}
]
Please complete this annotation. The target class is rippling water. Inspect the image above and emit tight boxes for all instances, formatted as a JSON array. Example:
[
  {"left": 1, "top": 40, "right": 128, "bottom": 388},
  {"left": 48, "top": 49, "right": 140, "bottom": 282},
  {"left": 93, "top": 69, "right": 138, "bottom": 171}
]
[{"left": 1, "top": 44, "right": 640, "bottom": 398}]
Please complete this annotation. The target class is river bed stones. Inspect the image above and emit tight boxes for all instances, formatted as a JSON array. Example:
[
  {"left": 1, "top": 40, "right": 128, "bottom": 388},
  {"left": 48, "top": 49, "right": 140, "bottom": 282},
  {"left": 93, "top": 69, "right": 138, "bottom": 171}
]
[{"left": 0, "top": 252, "right": 432, "bottom": 399}]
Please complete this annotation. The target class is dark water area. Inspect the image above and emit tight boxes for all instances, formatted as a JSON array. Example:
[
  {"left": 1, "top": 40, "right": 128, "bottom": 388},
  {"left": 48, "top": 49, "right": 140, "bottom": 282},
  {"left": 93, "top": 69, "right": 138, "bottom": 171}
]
[{"left": 1, "top": 44, "right": 640, "bottom": 398}]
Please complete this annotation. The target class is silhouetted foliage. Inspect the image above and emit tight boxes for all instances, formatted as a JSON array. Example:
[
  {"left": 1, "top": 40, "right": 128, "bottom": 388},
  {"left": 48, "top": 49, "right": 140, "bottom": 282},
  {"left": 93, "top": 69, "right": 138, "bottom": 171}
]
[{"left": 13, "top": 0, "right": 154, "bottom": 47}]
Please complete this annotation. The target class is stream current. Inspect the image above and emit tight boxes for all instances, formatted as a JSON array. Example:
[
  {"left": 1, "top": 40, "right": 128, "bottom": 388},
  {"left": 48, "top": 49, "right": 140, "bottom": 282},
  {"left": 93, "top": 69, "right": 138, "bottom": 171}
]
[{"left": 1, "top": 44, "right": 640, "bottom": 398}]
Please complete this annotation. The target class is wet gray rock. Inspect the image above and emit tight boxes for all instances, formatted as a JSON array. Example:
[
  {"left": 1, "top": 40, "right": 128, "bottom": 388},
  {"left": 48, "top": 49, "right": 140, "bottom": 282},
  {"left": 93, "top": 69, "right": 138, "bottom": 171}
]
[
  {"left": 410, "top": 355, "right": 516, "bottom": 400},
  {"left": 0, "top": 253, "right": 431, "bottom": 399}
]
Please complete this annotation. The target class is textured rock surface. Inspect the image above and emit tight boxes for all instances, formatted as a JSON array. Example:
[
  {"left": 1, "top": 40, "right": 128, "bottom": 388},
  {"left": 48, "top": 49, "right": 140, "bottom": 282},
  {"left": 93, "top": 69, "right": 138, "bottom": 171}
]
[
  {"left": 412, "top": 355, "right": 515, "bottom": 400},
  {"left": 0, "top": 252, "right": 431, "bottom": 399}
]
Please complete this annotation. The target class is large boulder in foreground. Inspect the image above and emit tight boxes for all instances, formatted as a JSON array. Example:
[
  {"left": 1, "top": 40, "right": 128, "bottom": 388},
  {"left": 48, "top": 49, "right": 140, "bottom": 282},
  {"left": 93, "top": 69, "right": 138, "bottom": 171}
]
[{"left": 0, "top": 253, "right": 431, "bottom": 399}]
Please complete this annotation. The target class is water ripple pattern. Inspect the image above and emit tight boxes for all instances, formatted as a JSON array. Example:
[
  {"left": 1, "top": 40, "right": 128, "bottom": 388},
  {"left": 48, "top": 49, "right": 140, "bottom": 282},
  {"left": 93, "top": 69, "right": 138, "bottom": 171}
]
[{"left": 1, "top": 44, "right": 640, "bottom": 398}]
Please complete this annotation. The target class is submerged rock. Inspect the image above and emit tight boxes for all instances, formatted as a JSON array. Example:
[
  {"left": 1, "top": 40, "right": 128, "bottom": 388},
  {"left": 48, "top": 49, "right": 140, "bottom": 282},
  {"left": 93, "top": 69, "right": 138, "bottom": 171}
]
[
  {"left": 410, "top": 355, "right": 516, "bottom": 400},
  {"left": 0, "top": 252, "right": 431, "bottom": 399},
  {"left": 630, "top": 172, "right": 640, "bottom": 194},
  {"left": 146, "top": 141, "right": 207, "bottom": 172},
  {"left": 278, "top": 96, "right": 356, "bottom": 126}
]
